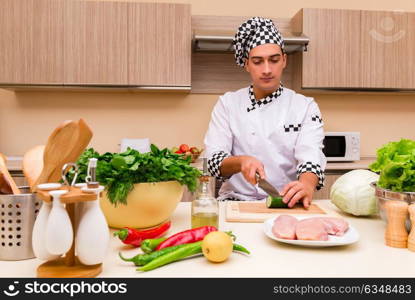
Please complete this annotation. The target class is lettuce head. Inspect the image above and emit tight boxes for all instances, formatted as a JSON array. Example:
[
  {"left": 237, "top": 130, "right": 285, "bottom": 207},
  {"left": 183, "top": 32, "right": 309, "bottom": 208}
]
[{"left": 369, "top": 139, "right": 415, "bottom": 192}]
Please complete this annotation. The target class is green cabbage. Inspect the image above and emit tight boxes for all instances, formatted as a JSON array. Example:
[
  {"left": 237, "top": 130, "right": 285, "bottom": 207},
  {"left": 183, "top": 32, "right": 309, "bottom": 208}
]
[
  {"left": 330, "top": 169, "right": 379, "bottom": 216},
  {"left": 369, "top": 139, "right": 415, "bottom": 192}
]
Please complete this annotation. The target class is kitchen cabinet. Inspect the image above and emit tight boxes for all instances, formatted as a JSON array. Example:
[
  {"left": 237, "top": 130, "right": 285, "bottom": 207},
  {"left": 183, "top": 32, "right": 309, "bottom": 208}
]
[
  {"left": 299, "top": 8, "right": 361, "bottom": 89},
  {"left": 0, "top": 0, "right": 64, "bottom": 84},
  {"left": 293, "top": 8, "right": 415, "bottom": 90},
  {"left": 410, "top": 13, "right": 415, "bottom": 88},
  {"left": 360, "top": 11, "right": 414, "bottom": 89},
  {"left": 128, "top": 3, "right": 191, "bottom": 87},
  {"left": 313, "top": 171, "right": 344, "bottom": 200},
  {"left": 64, "top": 0, "right": 128, "bottom": 85},
  {"left": 0, "top": 0, "right": 191, "bottom": 89}
]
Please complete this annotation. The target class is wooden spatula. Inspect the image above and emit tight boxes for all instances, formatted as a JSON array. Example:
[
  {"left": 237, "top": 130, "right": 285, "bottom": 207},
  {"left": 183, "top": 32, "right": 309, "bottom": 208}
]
[
  {"left": 33, "top": 120, "right": 79, "bottom": 190},
  {"left": 0, "top": 153, "right": 21, "bottom": 194},
  {"left": 47, "top": 118, "right": 93, "bottom": 183},
  {"left": 23, "top": 145, "right": 45, "bottom": 192},
  {"left": 0, "top": 173, "right": 13, "bottom": 194}
]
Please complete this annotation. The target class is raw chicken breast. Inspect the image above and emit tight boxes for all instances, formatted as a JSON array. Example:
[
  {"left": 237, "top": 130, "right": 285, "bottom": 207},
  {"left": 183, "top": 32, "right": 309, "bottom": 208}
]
[
  {"left": 295, "top": 218, "right": 328, "bottom": 241},
  {"left": 316, "top": 217, "right": 349, "bottom": 236},
  {"left": 272, "top": 215, "right": 298, "bottom": 240}
]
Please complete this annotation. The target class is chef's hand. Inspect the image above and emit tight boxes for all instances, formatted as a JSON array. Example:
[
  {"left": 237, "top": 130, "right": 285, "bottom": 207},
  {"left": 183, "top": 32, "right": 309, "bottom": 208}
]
[
  {"left": 281, "top": 173, "right": 318, "bottom": 208},
  {"left": 239, "top": 156, "right": 265, "bottom": 185}
]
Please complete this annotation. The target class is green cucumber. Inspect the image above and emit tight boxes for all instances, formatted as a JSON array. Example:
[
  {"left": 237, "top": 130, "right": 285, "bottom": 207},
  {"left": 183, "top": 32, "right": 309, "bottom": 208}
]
[{"left": 266, "top": 195, "right": 288, "bottom": 208}]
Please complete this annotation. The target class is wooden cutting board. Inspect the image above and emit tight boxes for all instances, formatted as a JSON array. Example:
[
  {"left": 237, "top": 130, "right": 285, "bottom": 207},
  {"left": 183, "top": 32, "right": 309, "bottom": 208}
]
[{"left": 226, "top": 201, "right": 330, "bottom": 223}]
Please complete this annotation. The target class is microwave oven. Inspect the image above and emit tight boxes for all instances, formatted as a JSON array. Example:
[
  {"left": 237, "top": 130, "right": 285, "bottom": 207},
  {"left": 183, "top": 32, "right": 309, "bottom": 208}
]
[{"left": 323, "top": 132, "right": 360, "bottom": 162}]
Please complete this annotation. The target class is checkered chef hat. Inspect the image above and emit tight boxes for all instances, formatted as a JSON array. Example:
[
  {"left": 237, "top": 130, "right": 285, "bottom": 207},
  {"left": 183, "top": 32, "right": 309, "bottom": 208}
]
[{"left": 233, "top": 17, "right": 285, "bottom": 67}]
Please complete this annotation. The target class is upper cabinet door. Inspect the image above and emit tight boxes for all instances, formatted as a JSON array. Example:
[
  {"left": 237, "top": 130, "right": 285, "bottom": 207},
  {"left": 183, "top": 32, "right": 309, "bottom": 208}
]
[
  {"left": 128, "top": 3, "right": 191, "bottom": 87},
  {"left": 64, "top": 0, "right": 128, "bottom": 85},
  {"left": 410, "top": 13, "right": 415, "bottom": 89},
  {"left": 301, "top": 8, "right": 361, "bottom": 88},
  {"left": 0, "top": 0, "right": 64, "bottom": 84},
  {"left": 361, "top": 11, "right": 411, "bottom": 89}
]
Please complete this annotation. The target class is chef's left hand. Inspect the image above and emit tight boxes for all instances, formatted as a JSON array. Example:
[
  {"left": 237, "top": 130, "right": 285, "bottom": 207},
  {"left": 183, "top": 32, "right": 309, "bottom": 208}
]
[{"left": 281, "top": 173, "right": 318, "bottom": 208}]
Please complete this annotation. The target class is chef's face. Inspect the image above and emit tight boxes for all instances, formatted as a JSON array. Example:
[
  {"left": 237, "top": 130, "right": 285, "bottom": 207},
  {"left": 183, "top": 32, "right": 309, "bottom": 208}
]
[{"left": 244, "top": 44, "right": 286, "bottom": 93}]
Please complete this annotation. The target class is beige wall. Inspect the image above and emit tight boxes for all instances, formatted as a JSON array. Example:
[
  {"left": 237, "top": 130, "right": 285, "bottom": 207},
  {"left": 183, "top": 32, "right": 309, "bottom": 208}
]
[{"left": 1, "top": 0, "right": 415, "bottom": 157}]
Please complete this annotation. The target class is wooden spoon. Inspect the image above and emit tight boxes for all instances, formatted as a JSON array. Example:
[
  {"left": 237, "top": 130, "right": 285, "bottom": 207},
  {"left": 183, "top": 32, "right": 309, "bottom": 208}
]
[
  {"left": 33, "top": 120, "right": 79, "bottom": 190},
  {"left": 22, "top": 145, "right": 45, "bottom": 192},
  {"left": 48, "top": 118, "right": 93, "bottom": 183},
  {"left": 0, "top": 153, "right": 21, "bottom": 194},
  {"left": 0, "top": 173, "right": 13, "bottom": 194}
]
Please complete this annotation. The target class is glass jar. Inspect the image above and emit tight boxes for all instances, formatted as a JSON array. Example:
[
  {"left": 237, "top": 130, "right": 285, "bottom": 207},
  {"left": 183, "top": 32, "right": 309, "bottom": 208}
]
[{"left": 191, "top": 159, "right": 219, "bottom": 228}]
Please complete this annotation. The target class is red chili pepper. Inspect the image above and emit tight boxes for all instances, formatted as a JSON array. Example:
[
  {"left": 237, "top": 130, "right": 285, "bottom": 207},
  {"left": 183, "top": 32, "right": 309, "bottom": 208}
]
[
  {"left": 114, "top": 221, "right": 171, "bottom": 247},
  {"left": 155, "top": 226, "right": 217, "bottom": 251}
]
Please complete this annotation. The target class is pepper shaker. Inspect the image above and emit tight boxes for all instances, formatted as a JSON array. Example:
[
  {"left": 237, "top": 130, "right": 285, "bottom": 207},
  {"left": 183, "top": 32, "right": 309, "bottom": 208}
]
[
  {"left": 385, "top": 200, "right": 409, "bottom": 248},
  {"left": 408, "top": 204, "right": 415, "bottom": 251}
]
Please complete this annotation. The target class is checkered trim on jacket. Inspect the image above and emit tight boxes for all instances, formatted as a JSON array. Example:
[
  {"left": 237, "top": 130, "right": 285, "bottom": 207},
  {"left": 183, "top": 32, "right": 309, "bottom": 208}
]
[
  {"left": 207, "top": 151, "right": 230, "bottom": 179},
  {"left": 233, "top": 17, "right": 285, "bottom": 67},
  {"left": 247, "top": 84, "right": 283, "bottom": 112},
  {"left": 284, "top": 124, "right": 302, "bottom": 132},
  {"left": 218, "top": 197, "right": 241, "bottom": 201},
  {"left": 311, "top": 115, "right": 323, "bottom": 124},
  {"left": 296, "top": 162, "right": 324, "bottom": 190}
]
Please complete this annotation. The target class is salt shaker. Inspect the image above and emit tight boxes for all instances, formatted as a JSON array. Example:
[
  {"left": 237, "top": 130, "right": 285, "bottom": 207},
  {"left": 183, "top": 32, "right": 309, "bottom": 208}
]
[{"left": 384, "top": 200, "right": 409, "bottom": 248}]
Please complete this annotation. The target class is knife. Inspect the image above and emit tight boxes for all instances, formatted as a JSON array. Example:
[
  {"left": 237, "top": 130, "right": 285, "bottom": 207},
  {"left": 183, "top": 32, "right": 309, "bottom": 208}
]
[{"left": 255, "top": 173, "right": 282, "bottom": 198}]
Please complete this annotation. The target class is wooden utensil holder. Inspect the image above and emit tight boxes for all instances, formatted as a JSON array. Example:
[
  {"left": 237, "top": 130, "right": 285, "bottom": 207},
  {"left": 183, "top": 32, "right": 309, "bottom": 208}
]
[
  {"left": 408, "top": 204, "right": 415, "bottom": 252},
  {"left": 384, "top": 200, "right": 409, "bottom": 248},
  {"left": 35, "top": 186, "right": 103, "bottom": 278}
]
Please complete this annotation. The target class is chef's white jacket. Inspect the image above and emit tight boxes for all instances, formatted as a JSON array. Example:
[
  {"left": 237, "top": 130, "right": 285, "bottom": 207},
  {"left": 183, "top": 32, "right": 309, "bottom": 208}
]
[{"left": 204, "top": 86, "right": 326, "bottom": 201}]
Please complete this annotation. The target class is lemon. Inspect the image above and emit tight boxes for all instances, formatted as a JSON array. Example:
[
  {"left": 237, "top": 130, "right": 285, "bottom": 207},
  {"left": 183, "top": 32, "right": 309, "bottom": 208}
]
[{"left": 202, "top": 231, "right": 233, "bottom": 263}]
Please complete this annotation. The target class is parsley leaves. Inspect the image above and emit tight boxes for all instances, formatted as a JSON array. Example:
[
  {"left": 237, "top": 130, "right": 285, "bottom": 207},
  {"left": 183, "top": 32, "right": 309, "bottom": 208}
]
[{"left": 72, "top": 144, "right": 202, "bottom": 205}]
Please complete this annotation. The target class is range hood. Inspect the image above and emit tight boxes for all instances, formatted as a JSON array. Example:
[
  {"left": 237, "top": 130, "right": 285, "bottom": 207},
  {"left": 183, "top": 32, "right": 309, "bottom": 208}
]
[{"left": 193, "top": 29, "right": 309, "bottom": 53}]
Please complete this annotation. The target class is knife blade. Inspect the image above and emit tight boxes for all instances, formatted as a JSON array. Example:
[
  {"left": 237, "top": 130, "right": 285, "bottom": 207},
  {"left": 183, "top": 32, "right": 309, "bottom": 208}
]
[{"left": 256, "top": 173, "right": 282, "bottom": 198}]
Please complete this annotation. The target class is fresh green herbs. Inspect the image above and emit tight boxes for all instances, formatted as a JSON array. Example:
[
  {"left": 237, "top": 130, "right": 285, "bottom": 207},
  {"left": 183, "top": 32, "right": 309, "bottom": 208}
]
[
  {"left": 70, "top": 144, "right": 202, "bottom": 205},
  {"left": 369, "top": 139, "right": 415, "bottom": 192}
]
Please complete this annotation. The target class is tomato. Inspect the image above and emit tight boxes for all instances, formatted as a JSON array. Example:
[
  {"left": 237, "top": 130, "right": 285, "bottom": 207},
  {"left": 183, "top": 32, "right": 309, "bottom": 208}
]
[
  {"left": 179, "top": 144, "right": 190, "bottom": 153},
  {"left": 174, "top": 150, "right": 183, "bottom": 154}
]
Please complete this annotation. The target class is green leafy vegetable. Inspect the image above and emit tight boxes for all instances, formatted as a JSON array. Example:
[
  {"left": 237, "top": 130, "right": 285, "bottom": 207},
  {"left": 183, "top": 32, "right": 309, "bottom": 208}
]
[
  {"left": 69, "top": 144, "right": 202, "bottom": 206},
  {"left": 369, "top": 139, "right": 415, "bottom": 192}
]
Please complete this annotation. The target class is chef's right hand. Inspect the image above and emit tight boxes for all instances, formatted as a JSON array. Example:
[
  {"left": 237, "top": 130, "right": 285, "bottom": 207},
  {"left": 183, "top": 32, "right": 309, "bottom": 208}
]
[{"left": 239, "top": 156, "right": 265, "bottom": 185}]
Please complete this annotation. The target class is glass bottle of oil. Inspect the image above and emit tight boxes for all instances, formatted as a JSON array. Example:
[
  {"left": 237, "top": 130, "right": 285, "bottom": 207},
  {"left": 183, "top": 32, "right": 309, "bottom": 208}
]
[{"left": 191, "top": 158, "right": 219, "bottom": 229}]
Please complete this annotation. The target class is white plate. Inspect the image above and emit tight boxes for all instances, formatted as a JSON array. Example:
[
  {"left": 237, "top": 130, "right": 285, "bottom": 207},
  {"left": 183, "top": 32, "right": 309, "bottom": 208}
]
[{"left": 263, "top": 216, "right": 359, "bottom": 247}]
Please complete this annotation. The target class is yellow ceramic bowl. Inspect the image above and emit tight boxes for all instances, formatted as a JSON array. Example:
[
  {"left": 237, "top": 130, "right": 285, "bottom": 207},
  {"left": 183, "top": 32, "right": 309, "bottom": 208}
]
[{"left": 99, "top": 181, "right": 184, "bottom": 229}]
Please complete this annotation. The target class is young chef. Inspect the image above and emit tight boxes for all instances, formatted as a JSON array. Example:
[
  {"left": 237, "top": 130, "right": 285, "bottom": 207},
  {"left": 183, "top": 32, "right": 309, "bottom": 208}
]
[{"left": 204, "top": 17, "right": 326, "bottom": 208}]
